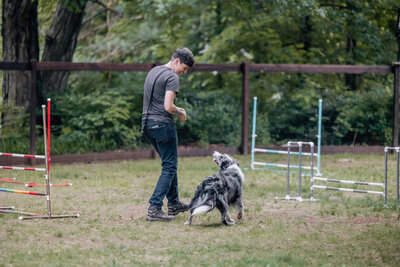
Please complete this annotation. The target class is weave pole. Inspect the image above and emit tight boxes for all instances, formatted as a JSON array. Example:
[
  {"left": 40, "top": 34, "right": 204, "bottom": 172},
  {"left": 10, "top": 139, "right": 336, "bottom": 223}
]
[{"left": 275, "top": 141, "right": 314, "bottom": 202}]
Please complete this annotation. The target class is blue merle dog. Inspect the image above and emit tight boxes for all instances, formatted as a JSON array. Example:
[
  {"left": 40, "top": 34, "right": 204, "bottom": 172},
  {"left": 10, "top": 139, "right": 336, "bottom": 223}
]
[{"left": 184, "top": 151, "right": 245, "bottom": 226}]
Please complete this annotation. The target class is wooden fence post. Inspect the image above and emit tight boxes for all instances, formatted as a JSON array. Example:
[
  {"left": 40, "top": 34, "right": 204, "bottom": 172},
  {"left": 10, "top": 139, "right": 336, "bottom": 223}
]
[
  {"left": 394, "top": 62, "right": 400, "bottom": 147},
  {"left": 29, "top": 59, "right": 37, "bottom": 164},
  {"left": 241, "top": 62, "right": 250, "bottom": 154}
]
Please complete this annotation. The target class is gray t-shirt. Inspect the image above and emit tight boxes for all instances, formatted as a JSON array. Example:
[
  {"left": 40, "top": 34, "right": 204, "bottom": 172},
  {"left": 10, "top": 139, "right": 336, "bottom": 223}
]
[{"left": 142, "top": 66, "right": 179, "bottom": 124}]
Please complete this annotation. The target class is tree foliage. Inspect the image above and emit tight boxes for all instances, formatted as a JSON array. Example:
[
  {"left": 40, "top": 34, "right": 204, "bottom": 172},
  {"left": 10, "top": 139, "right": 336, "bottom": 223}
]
[{"left": 1, "top": 0, "right": 399, "bottom": 153}]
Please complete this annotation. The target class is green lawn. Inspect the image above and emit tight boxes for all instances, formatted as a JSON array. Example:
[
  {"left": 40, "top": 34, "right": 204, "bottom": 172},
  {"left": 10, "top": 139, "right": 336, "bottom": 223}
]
[{"left": 1, "top": 153, "right": 399, "bottom": 266}]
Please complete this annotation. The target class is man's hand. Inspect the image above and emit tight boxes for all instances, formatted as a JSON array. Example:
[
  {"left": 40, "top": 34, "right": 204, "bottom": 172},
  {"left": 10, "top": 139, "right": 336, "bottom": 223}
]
[
  {"left": 176, "top": 107, "right": 187, "bottom": 122},
  {"left": 164, "top": 91, "right": 187, "bottom": 121}
]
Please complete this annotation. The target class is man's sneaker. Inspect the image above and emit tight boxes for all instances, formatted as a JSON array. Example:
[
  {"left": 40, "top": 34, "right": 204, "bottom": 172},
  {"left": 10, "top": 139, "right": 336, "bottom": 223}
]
[
  {"left": 168, "top": 201, "right": 190, "bottom": 216},
  {"left": 146, "top": 209, "right": 174, "bottom": 222}
]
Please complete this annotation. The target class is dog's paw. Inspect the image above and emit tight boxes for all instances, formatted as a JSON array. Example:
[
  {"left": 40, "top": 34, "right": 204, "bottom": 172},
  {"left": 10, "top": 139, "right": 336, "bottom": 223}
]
[
  {"left": 223, "top": 218, "right": 235, "bottom": 226},
  {"left": 226, "top": 220, "right": 235, "bottom": 226},
  {"left": 237, "top": 212, "right": 243, "bottom": 220}
]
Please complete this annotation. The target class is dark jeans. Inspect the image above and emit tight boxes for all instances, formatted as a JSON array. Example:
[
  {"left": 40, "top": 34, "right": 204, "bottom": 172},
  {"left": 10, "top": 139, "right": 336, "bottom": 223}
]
[{"left": 143, "top": 119, "right": 179, "bottom": 210}]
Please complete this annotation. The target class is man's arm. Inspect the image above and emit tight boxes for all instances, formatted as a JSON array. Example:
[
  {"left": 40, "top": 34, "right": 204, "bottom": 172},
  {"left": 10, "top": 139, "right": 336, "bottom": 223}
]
[{"left": 164, "top": 91, "right": 187, "bottom": 121}]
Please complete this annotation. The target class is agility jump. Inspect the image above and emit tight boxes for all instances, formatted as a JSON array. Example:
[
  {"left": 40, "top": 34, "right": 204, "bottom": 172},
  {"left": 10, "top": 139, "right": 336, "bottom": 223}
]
[
  {"left": 250, "top": 97, "right": 322, "bottom": 176},
  {"left": 275, "top": 141, "right": 315, "bottom": 202},
  {"left": 0, "top": 99, "right": 79, "bottom": 220},
  {"left": 275, "top": 145, "right": 399, "bottom": 206}
]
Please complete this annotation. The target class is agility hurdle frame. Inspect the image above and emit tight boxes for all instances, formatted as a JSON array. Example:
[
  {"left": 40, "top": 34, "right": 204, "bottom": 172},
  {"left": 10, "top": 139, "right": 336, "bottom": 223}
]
[
  {"left": 0, "top": 99, "right": 79, "bottom": 219},
  {"left": 308, "top": 147, "right": 399, "bottom": 206},
  {"left": 275, "top": 145, "right": 395, "bottom": 205},
  {"left": 251, "top": 97, "right": 322, "bottom": 176},
  {"left": 275, "top": 141, "right": 314, "bottom": 202}
]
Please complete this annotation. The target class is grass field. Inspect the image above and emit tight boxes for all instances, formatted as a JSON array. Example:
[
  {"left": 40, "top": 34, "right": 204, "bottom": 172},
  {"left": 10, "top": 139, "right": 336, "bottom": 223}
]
[{"left": 1, "top": 152, "right": 400, "bottom": 266}]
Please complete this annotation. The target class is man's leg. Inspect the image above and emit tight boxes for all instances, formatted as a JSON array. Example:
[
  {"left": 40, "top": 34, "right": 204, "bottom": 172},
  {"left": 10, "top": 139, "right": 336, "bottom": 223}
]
[
  {"left": 166, "top": 129, "right": 179, "bottom": 204},
  {"left": 146, "top": 123, "right": 178, "bottom": 209}
]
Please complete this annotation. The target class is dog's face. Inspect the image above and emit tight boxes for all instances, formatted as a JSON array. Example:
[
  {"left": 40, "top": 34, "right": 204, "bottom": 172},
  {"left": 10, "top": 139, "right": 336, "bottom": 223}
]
[{"left": 213, "top": 151, "right": 239, "bottom": 171}]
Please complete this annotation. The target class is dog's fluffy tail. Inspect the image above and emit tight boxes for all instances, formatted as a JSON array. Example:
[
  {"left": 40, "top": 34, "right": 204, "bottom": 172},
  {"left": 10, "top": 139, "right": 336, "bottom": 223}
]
[{"left": 192, "top": 205, "right": 213, "bottom": 216}]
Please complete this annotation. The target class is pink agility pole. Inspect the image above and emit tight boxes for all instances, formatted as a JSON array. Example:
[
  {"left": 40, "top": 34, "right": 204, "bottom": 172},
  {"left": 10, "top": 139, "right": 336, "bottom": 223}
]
[
  {"left": 0, "top": 178, "right": 15, "bottom": 182},
  {"left": 0, "top": 177, "right": 71, "bottom": 187},
  {"left": 0, "top": 178, "right": 25, "bottom": 184},
  {"left": 47, "top": 98, "right": 51, "bottom": 173},
  {"left": 0, "top": 152, "right": 45, "bottom": 159},
  {"left": 26, "top": 182, "right": 72, "bottom": 187}
]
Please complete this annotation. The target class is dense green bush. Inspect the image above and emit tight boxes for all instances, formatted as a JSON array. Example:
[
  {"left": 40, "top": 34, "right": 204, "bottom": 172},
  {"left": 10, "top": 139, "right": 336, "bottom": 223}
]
[
  {"left": 175, "top": 90, "right": 241, "bottom": 146},
  {"left": 48, "top": 72, "right": 144, "bottom": 154}
]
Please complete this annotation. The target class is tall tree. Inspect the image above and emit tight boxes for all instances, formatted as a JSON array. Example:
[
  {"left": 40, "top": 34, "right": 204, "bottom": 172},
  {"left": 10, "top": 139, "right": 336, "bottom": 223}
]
[
  {"left": 1, "top": 0, "right": 88, "bottom": 112},
  {"left": 1, "top": 0, "right": 39, "bottom": 110},
  {"left": 40, "top": 0, "right": 88, "bottom": 96}
]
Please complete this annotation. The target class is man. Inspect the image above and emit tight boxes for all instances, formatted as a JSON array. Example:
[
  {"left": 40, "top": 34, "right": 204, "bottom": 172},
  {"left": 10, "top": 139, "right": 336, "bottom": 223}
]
[{"left": 142, "top": 47, "right": 194, "bottom": 222}]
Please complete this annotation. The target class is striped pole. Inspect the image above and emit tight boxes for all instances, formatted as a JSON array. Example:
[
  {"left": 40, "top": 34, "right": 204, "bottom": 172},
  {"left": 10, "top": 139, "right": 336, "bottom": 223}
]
[
  {"left": 0, "top": 178, "right": 25, "bottom": 184},
  {"left": 0, "top": 188, "right": 45, "bottom": 196},
  {"left": 0, "top": 206, "right": 14, "bottom": 210},
  {"left": 42, "top": 104, "right": 52, "bottom": 217},
  {"left": 0, "top": 178, "right": 15, "bottom": 182},
  {"left": 250, "top": 97, "right": 257, "bottom": 169},
  {"left": 0, "top": 166, "right": 46, "bottom": 172},
  {"left": 0, "top": 153, "right": 45, "bottom": 159},
  {"left": 0, "top": 177, "right": 71, "bottom": 187},
  {"left": 313, "top": 177, "right": 384, "bottom": 187},
  {"left": 26, "top": 182, "right": 72, "bottom": 187},
  {"left": 253, "top": 148, "right": 317, "bottom": 157},
  {"left": 252, "top": 162, "right": 313, "bottom": 170},
  {"left": 312, "top": 185, "right": 384, "bottom": 195}
]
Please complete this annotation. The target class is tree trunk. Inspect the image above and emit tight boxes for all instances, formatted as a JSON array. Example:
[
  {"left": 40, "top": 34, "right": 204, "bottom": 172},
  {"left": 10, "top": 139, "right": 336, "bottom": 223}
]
[
  {"left": 1, "top": 0, "right": 39, "bottom": 111},
  {"left": 40, "top": 0, "right": 88, "bottom": 96},
  {"left": 345, "top": 36, "right": 357, "bottom": 91}
]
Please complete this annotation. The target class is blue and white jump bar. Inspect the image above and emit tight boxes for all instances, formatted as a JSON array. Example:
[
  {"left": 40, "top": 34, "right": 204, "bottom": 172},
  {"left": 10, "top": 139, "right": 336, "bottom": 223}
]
[{"left": 251, "top": 97, "right": 323, "bottom": 175}]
